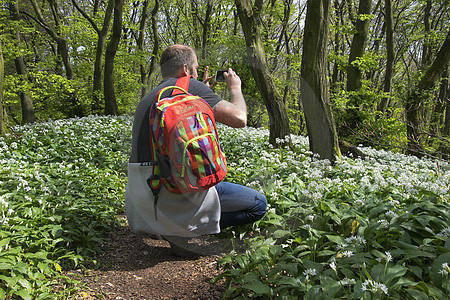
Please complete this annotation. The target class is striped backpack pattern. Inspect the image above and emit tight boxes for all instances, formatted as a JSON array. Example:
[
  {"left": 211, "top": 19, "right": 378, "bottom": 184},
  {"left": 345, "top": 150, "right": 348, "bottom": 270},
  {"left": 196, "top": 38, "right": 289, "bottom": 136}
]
[{"left": 147, "top": 76, "right": 227, "bottom": 217}]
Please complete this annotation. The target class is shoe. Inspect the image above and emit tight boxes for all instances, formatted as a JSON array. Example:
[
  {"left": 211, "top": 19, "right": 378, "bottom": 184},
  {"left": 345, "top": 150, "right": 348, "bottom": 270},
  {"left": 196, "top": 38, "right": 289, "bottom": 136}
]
[{"left": 162, "top": 235, "right": 202, "bottom": 258}]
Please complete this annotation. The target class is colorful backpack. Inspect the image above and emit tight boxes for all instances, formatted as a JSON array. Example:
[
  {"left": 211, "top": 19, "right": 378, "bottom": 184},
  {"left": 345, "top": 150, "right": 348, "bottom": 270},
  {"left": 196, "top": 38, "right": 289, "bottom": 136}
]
[{"left": 147, "top": 76, "right": 227, "bottom": 219}]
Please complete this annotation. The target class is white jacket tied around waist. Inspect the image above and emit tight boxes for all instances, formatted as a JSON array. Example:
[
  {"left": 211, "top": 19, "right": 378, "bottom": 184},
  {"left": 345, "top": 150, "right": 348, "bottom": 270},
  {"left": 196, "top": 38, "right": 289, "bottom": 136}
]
[{"left": 125, "top": 163, "right": 221, "bottom": 237}]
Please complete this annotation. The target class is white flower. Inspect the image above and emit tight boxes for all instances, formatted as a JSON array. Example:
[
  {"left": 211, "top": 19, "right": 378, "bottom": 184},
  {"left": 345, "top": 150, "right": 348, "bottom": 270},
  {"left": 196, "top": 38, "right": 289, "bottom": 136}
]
[
  {"left": 437, "top": 227, "right": 450, "bottom": 238},
  {"left": 385, "top": 251, "right": 392, "bottom": 262},
  {"left": 0, "top": 195, "right": 8, "bottom": 208},
  {"left": 303, "top": 268, "right": 317, "bottom": 278},
  {"left": 345, "top": 235, "right": 366, "bottom": 245},
  {"left": 361, "top": 279, "right": 389, "bottom": 295},
  {"left": 378, "top": 219, "right": 389, "bottom": 229},
  {"left": 342, "top": 250, "right": 354, "bottom": 258},
  {"left": 338, "top": 278, "right": 356, "bottom": 285},
  {"left": 389, "top": 199, "right": 400, "bottom": 206},
  {"left": 329, "top": 261, "right": 337, "bottom": 272},
  {"left": 385, "top": 211, "right": 398, "bottom": 219},
  {"left": 337, "top": 243, "right": 349, "bottom": 250},
  {"left": 439, "top": 263, "right": 449, "bottom": 277}
]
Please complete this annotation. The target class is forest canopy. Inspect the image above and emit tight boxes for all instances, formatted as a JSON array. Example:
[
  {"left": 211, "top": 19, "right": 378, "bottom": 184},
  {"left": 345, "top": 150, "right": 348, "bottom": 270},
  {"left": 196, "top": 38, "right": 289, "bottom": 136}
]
[{"left": 0, "top": 0, "right": 449, "bottom": 159}]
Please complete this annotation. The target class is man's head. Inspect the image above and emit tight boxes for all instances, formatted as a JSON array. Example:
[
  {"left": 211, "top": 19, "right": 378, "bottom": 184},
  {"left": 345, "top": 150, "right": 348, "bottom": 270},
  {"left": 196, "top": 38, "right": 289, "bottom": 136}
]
[{"left": 160, "top": 45, "right": 199, "bottom": 79}]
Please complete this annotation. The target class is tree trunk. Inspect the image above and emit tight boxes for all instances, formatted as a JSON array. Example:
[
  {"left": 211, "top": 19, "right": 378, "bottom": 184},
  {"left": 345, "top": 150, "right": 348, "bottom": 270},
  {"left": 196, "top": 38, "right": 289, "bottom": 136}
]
[
  {"left": 406, "top": 30, "right": 450, "bottom": 156},
  {"left": 440, "top": 85, "right": 450, "bottom": 159},
  {"left": 378, "top": 0, "right": 394, "bottom": 112},
  {"left": 0, "top": 40, "right": 5, "bottom": 135},
  {"left": 72, "top": 0, "right": 115, "bottom": 112},
  {"left": 104, "top": 0, "right": 123, "bottom": 115},
  {"left": 300, "top": 0, "right": 339, "bottom": 162},
  {"left": 234, "top": 0, "right": 290, "bottom": 146},
  {"left": 95, "top": 0, "right": 115, "bottom": 111},
  {"left": 140, "top": 0, "right": 160, "bottom": 98},
  {"left": 431, "top": 68, "right": 448, "bottom": 135},
  {"left": 9, "top": 2, "right": 37, "bottom": 124},
  {"left": 200, "top": 0, "right": 213, "bottom": 60},
  {"left": 331, "top": 0, "right": 345, "bottom": 89},
  {"left": 421, "top": 0, "right": 432, "bottom": 68},
  {"left": 28, "top": 0, "right": 74, "bottom": 80},
  {"left": 347, "top": 0, "right": 372, "bottom": 91},
  {"left": 27, "top": 0, "right": 82, "bottom": 116}
]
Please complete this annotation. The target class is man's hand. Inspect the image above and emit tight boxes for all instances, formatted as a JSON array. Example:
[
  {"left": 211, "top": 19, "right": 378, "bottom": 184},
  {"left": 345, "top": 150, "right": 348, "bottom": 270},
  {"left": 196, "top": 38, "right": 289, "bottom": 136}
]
[
  {"left": 202, "top": 66, "right": 217, "bottom": 89},
  {"left": 213, "top": 67, "right": 247, "bottom": 128},
  {"left": 223, "top": 68, "right": 242, "bottom": 92}
]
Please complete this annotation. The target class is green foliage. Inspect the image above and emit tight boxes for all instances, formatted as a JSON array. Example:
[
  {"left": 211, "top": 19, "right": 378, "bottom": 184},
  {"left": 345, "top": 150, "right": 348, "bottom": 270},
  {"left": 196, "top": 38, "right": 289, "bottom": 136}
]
[
  {"left": 1, "top": 115, "right": 449, "bottom": 298},
  {"left": 0, "top": 115, "right": 130, "bottom": 298},
  {"left": 215, "top": 124, "right": 449, "bottom": 299}
]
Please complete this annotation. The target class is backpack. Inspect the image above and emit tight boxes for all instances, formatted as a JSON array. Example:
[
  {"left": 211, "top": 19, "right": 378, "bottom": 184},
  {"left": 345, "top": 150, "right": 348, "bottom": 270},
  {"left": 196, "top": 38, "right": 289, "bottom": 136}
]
[{"left": 147, "top": 76, "right": 227, "bottom": 219}]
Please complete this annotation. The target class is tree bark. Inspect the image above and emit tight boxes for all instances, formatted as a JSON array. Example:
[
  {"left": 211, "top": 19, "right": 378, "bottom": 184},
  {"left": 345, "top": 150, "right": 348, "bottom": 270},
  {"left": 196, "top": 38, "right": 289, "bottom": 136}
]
[
  {"left": 347, "top": 0, "right": 372, "bottom": 91},
  {"left": 378, "top": 0, "right": 394, "bottom": 112},
  {"left": 331, "top": 0, "right": 345, "bottom": 89},
  {"left": 9, "top": 2, "right": 37, "bottom": 124},
  {"left": 234, "top": 0, "right": 290, "bottom": 146},
  {"left": 300, "top": 0, "right": 339, "bottom": 162},
  {"left": 104, "top": 0, "right": 124, "bottom": 115},
  {"left": 201, "top": 0, "right": 213, "bottom": 60},
  {"left": 72, "top": 0, "right": 115, "bottom": 112},
  {"left": 140, "top": 0, "right": 160, "bottom": 98},
  {"left": 431, "top": 68, "right": 448, "bottom": 134},
  {"left": 406, "top": 30, "right": 450, "bottom": 156},
  {"left": 28, "top": 0, "right": 74, "bottom": 80},
  {"left": 421, "top": 0, "right": 432, "bottom": 68}
]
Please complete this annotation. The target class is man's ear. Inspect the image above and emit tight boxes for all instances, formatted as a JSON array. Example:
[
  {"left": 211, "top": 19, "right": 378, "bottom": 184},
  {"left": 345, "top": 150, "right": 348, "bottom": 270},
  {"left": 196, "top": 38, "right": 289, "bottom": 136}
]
[{"left": 181, "top": 64, "right": 190, "bottom": 76}]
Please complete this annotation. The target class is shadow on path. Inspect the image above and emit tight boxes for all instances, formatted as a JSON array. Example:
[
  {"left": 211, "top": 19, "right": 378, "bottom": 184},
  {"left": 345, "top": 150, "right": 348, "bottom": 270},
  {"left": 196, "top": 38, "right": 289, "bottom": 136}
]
[{"left": 72, "top": 216, "right": 228, "bottom": 299}]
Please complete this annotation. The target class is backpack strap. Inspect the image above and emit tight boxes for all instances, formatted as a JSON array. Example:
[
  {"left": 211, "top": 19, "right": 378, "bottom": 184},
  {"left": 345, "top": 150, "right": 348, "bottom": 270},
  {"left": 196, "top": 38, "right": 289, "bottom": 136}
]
[
  {"left": 147, "top": 75, "right": 190, "bottom": 220},
  {"left": 171, "top": 76, "right": 191, "bottom": 95}
]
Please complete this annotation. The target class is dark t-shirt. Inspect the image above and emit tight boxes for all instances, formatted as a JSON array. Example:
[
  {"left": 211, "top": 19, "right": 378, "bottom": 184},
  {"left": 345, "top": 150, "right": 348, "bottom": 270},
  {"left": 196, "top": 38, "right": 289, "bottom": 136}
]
[{"left": 129, "top": 77, "right": 222, "bottom": 163}]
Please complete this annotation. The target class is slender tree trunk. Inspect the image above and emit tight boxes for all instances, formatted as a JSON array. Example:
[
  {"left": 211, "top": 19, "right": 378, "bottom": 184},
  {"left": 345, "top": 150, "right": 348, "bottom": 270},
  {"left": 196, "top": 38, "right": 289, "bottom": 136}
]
[
  {"left": 234, "top": 0, "right": 290, "bottom": 146},
  {"left": 27, "top": 0, "right": 82, "bottom": 116},
  {"left": 347, "top": 0, "right": 372, "bottom": 91},
  {"left": 94, "top": 0, "right": 114, "bottom": 111},
  {"left": 28, "top": 0, "right": 74, "bottom": 80},
  {"left": 300, "top": 0, "right": 339, "bottom": 162},
  {"left": 104, "top": 0, "right": 124, "bottom": 115},
  {"left": 139, "top": 0, "right": 160, "bottom": 98},
  {"left": 0, "top": 40, "right": 5, "bottom": 134},
  {"left": 421, "top": 0, "right": 432, "bottom": 68},
  {"left": 72, "top": 0, "right": 115, "bottom": 112},
  {"left": 378, "top": 0, "right": 394, "bottom": 112},
  {"left": 201, "top": 0, "right": 213, "bottom": 60},
  {"left": 9, "top": 2, "right": 37, "bottom": 124},
  {"left": 331, "top": 0, "right": 344, "bottom": 89},
  {"left": 406, "top": 30, "right": 450, "bottom": 156}
]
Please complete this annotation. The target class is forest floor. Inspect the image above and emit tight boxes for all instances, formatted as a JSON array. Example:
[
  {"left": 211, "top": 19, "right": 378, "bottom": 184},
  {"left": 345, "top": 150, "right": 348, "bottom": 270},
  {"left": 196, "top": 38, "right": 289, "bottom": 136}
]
[{"left": 68, "top": 215, "right": 232, "bottom": 299}]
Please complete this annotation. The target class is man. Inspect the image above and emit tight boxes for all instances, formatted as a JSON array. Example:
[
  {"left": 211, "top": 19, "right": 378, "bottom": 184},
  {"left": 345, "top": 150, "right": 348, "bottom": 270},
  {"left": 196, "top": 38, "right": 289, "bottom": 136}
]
[{"left": 125, "top": 45, "right": 266, "bottom": 253}]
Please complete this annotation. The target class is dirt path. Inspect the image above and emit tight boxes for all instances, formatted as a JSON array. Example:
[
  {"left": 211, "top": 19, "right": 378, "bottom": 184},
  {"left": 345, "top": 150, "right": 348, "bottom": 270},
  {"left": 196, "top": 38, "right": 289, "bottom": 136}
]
[{"left": 72, "top": 217, "right": 228, "bottom": 299}]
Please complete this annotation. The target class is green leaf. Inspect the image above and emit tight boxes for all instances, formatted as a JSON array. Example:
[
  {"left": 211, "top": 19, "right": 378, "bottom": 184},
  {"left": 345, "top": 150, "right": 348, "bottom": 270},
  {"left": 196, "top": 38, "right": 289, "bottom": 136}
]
[
  {"left": 14, "top": 289, "right": 32, "bottom": 300},
  {"left": 242, "top": 280, "right": 273, "bottom": 295},
  {"left": 405, "top": 289, "right": 429, "bottom": 300},
  {"left": 273, "top": 230, "right": 290, "bottom": 239},
  {"left": 326, "top": 235, "right": 345, "bottom": 245},
  {"left": 382, "top": 264, "right": 407, "bottom": 285},
  {"left": 430, "top": 252, "right": 450, "bottom": 287}
]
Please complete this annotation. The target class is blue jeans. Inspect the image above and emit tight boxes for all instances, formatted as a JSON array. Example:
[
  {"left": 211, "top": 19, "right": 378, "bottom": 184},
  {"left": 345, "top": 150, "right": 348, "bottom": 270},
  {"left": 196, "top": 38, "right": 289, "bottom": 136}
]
[{"left": 215, "top": 181, "right": 267, "bottom": 229}]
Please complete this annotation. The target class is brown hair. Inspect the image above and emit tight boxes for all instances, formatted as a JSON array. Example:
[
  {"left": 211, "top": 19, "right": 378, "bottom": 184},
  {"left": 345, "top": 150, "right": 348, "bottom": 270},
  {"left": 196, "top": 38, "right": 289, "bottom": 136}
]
[{"left": 160, "top": 45, "right": 197, "bottom": 78}]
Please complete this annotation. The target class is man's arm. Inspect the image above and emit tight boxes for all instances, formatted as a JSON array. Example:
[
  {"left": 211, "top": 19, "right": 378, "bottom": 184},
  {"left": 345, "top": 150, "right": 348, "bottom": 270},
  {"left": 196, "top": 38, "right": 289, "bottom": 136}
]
[{"left": 213, "top": 68, "right": 247, "bottom": 128}]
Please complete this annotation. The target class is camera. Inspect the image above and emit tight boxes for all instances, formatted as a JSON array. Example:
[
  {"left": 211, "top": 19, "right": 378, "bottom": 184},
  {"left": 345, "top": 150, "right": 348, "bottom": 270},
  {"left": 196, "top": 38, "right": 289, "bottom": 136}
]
[{"left": 215, "top": 70, "right": 227, "bottom": 82}]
